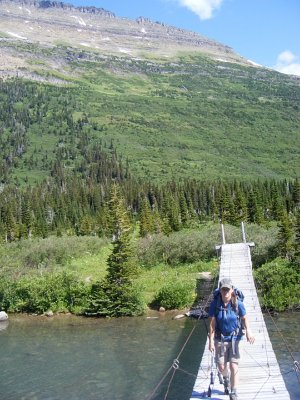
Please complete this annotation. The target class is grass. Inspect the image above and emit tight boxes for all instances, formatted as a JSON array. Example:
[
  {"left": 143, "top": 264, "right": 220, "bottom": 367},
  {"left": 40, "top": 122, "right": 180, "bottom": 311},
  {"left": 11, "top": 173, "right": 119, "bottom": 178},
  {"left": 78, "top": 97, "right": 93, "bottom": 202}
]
[
  {"left": 135, "top": 260, "right": 218, "bottom": 305},
  {"left": 0, "top": 222, "right": 293, "bottom": 313},
  {"left": 0, "top": 232, "right": 218, "bottom": 309},
  {"left": 65, "top": 245, "right": 111, "bottom": 281}
]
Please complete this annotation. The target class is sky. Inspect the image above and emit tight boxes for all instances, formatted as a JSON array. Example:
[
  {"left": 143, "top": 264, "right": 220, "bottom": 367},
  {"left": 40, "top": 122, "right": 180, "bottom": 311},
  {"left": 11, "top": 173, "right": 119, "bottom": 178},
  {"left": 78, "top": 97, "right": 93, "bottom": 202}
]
[{"left": 69, "top": 0, "right": 300, "bottom": 76}]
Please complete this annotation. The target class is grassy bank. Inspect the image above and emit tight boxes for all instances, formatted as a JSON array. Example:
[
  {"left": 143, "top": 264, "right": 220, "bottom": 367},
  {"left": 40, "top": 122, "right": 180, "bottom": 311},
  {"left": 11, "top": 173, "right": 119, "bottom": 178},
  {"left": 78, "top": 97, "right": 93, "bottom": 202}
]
[{"left": 0, "top": 223, "right": 298, "bottom": 314}]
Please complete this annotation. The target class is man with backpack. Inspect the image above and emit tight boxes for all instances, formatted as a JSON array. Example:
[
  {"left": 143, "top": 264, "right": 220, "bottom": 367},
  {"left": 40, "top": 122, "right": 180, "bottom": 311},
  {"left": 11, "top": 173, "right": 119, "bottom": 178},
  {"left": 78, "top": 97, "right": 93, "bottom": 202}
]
[{"left": 208, "top": 278, "right": 255, "bottom": 400}]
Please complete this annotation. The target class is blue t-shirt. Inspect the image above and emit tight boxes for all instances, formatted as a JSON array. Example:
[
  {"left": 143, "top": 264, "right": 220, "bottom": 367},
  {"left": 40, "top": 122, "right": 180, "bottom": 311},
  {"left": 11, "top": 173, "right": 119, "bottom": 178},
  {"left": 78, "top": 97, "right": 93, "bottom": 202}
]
[{"left": 209, "top": 298, "right": 246, "bottom": 339}]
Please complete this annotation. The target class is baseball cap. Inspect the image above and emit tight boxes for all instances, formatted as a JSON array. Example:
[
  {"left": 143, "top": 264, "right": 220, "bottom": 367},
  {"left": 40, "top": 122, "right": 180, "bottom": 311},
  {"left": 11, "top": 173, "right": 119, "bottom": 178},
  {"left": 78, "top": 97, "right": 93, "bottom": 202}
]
[{"left": 219, "top": 278, "right": 233, "bottom": 289}]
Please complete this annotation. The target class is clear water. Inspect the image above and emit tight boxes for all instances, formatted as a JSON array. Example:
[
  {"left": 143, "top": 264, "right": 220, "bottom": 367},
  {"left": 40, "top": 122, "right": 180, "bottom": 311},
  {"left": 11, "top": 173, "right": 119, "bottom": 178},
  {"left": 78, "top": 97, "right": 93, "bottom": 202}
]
[
  {"left": 0, "top": 312, "right": 299, "bottom": 400},
  {"left": 264, "top": 312, "right": 300, "bottom": 400}
]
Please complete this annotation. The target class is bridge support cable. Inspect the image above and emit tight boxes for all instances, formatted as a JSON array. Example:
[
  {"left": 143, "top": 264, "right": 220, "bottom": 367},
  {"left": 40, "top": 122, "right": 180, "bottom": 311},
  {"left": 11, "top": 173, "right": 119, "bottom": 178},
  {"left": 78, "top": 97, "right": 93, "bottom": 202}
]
[{"left": 190, "top": 224, "right": 291, "bottom": 400}]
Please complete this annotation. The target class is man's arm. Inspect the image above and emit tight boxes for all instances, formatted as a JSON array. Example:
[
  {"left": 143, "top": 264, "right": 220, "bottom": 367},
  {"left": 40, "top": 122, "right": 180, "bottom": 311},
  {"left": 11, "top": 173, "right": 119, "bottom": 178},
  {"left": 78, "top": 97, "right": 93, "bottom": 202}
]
[
  {"left": 241, "top": 315, "right": 255, "bottom": 344},
  {"left": 209, "top": 316, "right": 216, "bottom": 352}
]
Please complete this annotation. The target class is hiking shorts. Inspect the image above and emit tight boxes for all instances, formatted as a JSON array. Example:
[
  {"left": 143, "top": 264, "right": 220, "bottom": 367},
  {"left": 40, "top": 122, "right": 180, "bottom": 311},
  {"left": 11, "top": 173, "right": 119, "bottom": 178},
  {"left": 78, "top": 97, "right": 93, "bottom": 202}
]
[{"left": 215, "top": 339, "right": 242, "bottom": 365}]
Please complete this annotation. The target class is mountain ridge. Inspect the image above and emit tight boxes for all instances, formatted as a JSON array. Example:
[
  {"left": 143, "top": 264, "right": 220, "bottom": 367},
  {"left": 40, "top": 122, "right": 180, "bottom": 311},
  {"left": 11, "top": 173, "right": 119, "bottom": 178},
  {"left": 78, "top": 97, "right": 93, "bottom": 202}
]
[{"left": 0, "top": 0, "right": 252, "bottom": 81}]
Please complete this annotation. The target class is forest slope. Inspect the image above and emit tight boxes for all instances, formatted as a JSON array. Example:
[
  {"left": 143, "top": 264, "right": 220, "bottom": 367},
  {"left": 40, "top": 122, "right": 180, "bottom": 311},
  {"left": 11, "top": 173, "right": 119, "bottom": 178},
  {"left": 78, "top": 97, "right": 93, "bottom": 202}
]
[{"left": 0, "top": 0, "right": 299, "bottom": 184}]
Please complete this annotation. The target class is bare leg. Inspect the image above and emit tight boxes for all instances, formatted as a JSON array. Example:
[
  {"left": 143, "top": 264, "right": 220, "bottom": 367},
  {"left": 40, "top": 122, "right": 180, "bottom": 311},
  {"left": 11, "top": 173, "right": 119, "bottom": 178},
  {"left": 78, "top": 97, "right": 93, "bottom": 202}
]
[
  {"left": 230, "top": 361, "right": 239, "bottom": 390},
  {"left": 218, "top": 362, "right": 230, "bottom": 394}
]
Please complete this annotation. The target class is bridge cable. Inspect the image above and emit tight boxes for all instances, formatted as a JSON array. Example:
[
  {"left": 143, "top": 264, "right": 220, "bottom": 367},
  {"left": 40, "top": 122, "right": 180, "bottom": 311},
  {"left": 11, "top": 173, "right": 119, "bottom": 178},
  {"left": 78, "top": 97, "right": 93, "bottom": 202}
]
[{"left": 143, "top": 272, "right": 218, "bottom": 400}]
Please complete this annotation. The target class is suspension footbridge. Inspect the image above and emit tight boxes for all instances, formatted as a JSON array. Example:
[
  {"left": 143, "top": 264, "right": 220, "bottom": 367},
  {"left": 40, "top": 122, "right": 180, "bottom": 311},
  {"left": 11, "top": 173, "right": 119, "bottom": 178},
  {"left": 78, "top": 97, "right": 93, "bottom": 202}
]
[{"left": 190, "top": 225, "right": 291, "bottom": 399}]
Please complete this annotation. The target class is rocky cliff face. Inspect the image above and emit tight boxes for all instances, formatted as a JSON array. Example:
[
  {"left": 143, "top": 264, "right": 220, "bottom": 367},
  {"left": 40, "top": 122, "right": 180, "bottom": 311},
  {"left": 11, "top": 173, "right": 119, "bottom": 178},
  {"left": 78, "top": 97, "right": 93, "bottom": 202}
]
[{"left": 0, "top": 0, "right": 251, "bottom": 80}]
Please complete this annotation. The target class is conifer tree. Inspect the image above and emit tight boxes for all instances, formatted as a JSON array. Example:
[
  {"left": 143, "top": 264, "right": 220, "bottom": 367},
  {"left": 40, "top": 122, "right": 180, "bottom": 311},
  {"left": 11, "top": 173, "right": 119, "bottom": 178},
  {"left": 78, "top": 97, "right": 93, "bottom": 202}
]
[
  {"left": 248, "top": 190, "right": 264, "bottom": 224},
  {"left": 293, "top": 209, "right": 300, "bottom": 269},
  {"left": 86, "top": 184, "right": 143, "bottom": 317},
  {"left": 277, "top": 213, "right": 293, "bottom": 259},
  {"left": 21, "top": 196, "right": 32, "bottom": 238},
  {"left": 234, "top": 187, "right": 248, "bottom": 223},
  {"left": 139, "top": 197, "right": 155, "bottom": 237},
  {"left": 106, "top": 184, "right": 138, "bottom": 285},
  {"left": 179, "top": 190, "right": 190, "bottom": 227},
  {"left": 5, "top": 206, "right": 17, "bottom": 242},
  {"left": 292, "top": 178, "right": 300, "bottom": 210}
]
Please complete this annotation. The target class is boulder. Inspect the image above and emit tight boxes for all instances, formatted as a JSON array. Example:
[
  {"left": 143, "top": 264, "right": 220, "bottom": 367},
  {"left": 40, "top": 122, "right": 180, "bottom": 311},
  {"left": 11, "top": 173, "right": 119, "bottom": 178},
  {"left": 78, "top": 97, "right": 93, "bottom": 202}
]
[
  {"left": 45, "top": 310, "right": 54, "bottom": 317},
  {"left": 0, "top": 311, "right": 8, "bottom": 321}
]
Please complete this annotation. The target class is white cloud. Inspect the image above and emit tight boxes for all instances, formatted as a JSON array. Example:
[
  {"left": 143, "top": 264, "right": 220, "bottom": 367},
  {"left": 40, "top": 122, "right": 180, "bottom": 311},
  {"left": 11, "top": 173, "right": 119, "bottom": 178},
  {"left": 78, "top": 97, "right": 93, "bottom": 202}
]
[
  {"left": 273, "top": 50, "right": 300, "bottom": 77},
  {"left": 175, "top": 0, "right": 224, "bottom": 20}
]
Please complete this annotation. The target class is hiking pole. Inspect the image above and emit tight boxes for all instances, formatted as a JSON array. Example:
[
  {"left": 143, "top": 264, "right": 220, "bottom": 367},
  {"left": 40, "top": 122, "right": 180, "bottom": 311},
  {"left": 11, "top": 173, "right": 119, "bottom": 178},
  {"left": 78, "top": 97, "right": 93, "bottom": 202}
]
[{"left": 207, "top": 350, "right": 215, "bottom": 398}]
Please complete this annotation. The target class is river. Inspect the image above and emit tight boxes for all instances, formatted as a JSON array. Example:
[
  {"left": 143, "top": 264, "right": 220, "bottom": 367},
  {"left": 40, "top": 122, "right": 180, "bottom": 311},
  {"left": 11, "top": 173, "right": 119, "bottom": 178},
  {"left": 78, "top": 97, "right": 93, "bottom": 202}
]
[{"left": 0, "top": 311, "right": 299, "bottom": 400}]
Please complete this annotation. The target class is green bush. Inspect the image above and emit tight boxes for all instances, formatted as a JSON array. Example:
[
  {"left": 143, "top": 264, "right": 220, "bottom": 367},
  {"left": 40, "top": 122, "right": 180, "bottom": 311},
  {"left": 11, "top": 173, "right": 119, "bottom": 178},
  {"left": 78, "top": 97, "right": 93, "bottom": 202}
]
[
  {"left": 246, "top": 223, "right": 279, "bottom": 266},
  {"left": 152, "top": 281, "right": 195, "bottom": 310},
  {"left": 85, "top": 280, "right": 145, "bottom": 317},
  {"left": 254, "top": 258, "right": 300, "bottom": 311},
  {"left": 136, "top": 226, "right": 220, "bottom": 267},
  {"left": 0, "top": 235, "right": 109, "bottom": 275},
  {"left": 136, "top": 223, "right": 281, "bottom": 268},
  {"left": 0, "top": 272, "right": 90, "bottom": 314}
]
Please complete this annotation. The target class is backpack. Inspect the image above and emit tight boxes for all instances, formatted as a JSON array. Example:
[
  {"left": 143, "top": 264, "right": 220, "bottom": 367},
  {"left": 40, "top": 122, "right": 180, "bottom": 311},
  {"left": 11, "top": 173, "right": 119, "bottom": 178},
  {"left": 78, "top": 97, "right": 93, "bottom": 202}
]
[{"left": 213, "top": 287, "right": 245, "bottom": 338}]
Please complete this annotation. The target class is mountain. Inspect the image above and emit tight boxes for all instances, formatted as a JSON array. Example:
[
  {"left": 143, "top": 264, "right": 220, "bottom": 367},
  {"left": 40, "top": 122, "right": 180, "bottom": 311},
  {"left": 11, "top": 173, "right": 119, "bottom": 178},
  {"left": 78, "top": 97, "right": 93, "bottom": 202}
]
[
  {"left": 0, "top": 0, "right": 249, "bottom": 77},
  {"left": 0, "top": 0, "right": 299, "bottom": 184}
]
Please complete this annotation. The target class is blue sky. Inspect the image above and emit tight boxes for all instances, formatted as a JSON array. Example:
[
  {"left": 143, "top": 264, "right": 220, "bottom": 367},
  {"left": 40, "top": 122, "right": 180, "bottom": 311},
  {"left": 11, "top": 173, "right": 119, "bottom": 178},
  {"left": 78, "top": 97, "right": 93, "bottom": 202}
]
[{"left": 69, "top": 0, "right": 300, "bottom": 76}]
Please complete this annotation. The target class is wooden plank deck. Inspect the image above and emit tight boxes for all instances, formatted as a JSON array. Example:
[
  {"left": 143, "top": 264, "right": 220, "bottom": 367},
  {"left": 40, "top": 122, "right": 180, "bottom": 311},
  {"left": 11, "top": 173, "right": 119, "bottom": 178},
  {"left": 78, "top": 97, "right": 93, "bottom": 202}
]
[{"left": 190, "top": 242, "right": 291, "bottom": 400}]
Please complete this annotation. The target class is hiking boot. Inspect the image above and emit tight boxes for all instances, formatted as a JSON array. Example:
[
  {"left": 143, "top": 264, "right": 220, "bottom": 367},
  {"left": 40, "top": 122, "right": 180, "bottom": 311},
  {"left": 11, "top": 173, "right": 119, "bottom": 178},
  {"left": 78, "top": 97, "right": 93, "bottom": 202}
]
[
  {"left": 229, "top": 389, "right": 238, "bottom": 400},
  {"left": 218, "top": 371, "right": 224, "bottom": 384},
  {"left": 223, "top": 376, "right": 230, "bottom": 395}
]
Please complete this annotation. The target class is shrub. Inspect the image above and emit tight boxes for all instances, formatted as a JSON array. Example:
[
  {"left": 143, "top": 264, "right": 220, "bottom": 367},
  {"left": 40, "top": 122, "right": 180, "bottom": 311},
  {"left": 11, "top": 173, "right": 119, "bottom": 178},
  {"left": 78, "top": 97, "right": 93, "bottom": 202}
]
[
  {"left": 254, "top": 258, "right": 300, "bottom": 311},
  {"left": 0, "top": 235, "right": 110, "bottom": 275},
  {"left": 85, "top": 279, "right": 145, "bottom": 317},
  {"left": 136, "top": 223, "right": 281, "bottom": 268},
  {"left": 0, "top": 272, "right": 90, "bottom": 314},
  {"left": 152, "top": 281, "right": 195, "bottom": 310},
  {"left": 136, "top": 226, "right": 220, "bottom": 267}
]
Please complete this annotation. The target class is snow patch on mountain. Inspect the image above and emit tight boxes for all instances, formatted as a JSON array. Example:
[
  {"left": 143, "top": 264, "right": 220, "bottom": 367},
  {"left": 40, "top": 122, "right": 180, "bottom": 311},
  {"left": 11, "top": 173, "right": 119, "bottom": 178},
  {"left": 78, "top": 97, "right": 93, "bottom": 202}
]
[{"left": 71, "top": 16, "right": 86, "bottom": 27}]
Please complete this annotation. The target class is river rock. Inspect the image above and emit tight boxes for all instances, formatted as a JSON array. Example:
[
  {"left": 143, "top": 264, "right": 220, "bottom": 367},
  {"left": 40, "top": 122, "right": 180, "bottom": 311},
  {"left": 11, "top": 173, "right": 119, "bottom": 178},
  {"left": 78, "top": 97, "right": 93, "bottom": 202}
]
[
  {"left": 0, "top": 311, "right": 8, "bottom": 321},
  {"left": 173, "top": 314, "right": 186, "bottom": 320},
  {"left": 159, "top": 307, "right": 166, "bottom": 312},
  {"left": 45, "top": 310, "right": 54, "bottom": 317}
]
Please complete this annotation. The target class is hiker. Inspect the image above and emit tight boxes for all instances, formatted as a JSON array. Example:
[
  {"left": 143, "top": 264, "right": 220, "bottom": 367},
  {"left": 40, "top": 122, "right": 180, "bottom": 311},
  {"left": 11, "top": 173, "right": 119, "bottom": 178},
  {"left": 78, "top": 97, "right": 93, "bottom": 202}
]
[{"left": 208, "top": 278, "right": 255, "bottom": 400}]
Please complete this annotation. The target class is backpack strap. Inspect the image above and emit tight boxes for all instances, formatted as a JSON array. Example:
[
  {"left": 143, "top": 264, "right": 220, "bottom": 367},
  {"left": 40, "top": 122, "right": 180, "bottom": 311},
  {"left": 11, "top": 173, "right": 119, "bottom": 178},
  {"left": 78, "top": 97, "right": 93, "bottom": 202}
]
[{"left": 214, "top": 294, "right": 244, "bottom": 340}]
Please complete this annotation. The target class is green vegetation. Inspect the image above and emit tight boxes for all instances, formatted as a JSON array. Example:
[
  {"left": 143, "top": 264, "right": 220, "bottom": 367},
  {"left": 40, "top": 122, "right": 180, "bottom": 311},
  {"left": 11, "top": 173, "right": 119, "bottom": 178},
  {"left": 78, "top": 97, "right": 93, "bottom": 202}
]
[
  {"left": 0, "top": 45, "right": 299, "bottom": 316},
  {"left": 85, "top": 184, "right": 144, "bottom": 317},
  {"left": 152, "top": 281, "right": 195, "bottom": 310},
  {"left": 0, "top": 222, "right": 298, "bottom": 314},
  {"left": 0, "top": 51, "right": 299, "bottom": 184},
  {"left": 254, "top": 258, "right": 300, "bottom": 311}
]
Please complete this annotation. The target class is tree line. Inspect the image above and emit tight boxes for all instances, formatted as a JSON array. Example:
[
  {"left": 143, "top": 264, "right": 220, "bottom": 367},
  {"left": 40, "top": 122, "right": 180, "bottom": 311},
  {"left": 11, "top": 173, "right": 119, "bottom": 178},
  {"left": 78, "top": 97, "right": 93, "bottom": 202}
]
[{"left": 0, "top": 142, "right": 299, "bottom": 243}]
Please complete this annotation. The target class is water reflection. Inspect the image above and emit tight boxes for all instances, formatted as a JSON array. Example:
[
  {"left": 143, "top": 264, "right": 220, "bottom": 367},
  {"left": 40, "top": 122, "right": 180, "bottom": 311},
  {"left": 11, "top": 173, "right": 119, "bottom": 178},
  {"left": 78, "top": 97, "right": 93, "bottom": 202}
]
[
  {"left": 0, "top": 320, "right": 8, "bottom": 332},
  {"left": 0, "top": 313, "right": 206, "bottom": 400},
  {"left": 265, "top": 312, "right": 300, "bottom": 400},
  {"left": 0, "top": 312, "right": 298, "bottom": 400}
]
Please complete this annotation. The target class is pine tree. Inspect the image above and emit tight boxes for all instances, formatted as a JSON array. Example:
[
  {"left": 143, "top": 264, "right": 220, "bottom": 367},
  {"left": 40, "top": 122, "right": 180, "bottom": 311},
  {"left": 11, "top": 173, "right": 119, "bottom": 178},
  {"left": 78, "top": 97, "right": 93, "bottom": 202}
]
[
  {"left": 292, "top": 178, "right": 300, "bottom": 211},
  {"left": 106, "top": 184, "right": 138, "bottom": 285},
  {"left": 179, "top": 190, "right": 190, "bottom": 227},
  {"left": 139, "top": 197, "right": 155, "bottom": 237},
  {"left": 234, "top": 186, "right": 248, "bottom": 223},
  {"left": 277, "top": 213, "right": 293, "bottom": 259},
  {"left": 293, "top": 209, "right": 300, "bottom": 269},
  {"left": 86, "top": 184, "right": 143, "bottom": 317},
  {"left": 248, "top": 190, "right": 264, "bottom": 224},
  {"left": 21, "top": 196, "right": 32, "bottom": 238}
]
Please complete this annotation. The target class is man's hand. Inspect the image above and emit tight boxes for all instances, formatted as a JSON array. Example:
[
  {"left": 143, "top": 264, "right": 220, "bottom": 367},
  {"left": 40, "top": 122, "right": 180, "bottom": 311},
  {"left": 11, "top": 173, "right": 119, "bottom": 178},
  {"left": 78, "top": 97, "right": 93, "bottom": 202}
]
[{"left": 246, "top": 330, "right": 255, "bottom": 344}]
